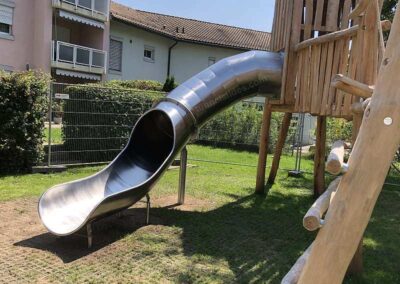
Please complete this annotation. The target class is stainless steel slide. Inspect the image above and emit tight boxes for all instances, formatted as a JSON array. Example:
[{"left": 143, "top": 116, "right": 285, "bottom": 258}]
[{"left": 38, "top": 51, "right": 283, "bottom": 236}]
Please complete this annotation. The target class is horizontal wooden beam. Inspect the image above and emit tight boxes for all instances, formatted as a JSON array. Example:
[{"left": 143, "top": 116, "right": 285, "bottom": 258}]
[
  {"left": 303, "top": 178, "right": 342, "bottom": 231},
  {"left": 295, "top": 26, "right": 359, "bottom": 52},
  {"left": 271, "top": 104, "right": 295, "bottom": 113},
  {"left": 296, "top": 21, "right": 389, "bottom": 52},
  {"left": 331, "top": 74, "right": 374, "bottom": 99}
]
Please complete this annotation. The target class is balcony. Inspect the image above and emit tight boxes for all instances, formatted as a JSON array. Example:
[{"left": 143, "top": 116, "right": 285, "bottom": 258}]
[
  {"left": 52, "top": 0, "right": 109, "bottom": 22},
  {"left": 51, "top": 41, "right": 107, "bottom": 77}
]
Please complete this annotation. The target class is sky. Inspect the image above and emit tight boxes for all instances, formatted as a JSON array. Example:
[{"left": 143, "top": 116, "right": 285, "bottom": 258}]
[{"left": 113, "top": 0, "right": 276, "bottom": 32}]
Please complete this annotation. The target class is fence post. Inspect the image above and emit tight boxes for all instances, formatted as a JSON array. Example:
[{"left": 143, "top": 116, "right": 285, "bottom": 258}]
[
  {"left": 48, "top": 84, "right": 53, "bottom": 167},
  {"left": 178, "top": 147, "right": 188, "bottom": 205}
]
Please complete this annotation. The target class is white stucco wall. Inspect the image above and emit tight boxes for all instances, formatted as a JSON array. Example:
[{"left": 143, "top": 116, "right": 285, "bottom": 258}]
[
  {"left": 169, "top": 42, "right": 242, "bottom": 83},
  {"left": 108, "top": 21, "right": 174, "bottom": 82},
  {"left": 108, "top": 20, "right": 245, "bottom": 84}
]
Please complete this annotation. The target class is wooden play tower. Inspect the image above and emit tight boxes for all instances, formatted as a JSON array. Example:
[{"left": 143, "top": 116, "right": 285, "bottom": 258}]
[{"left": 254, "top": 0, "right": 399, "bottom": 282}]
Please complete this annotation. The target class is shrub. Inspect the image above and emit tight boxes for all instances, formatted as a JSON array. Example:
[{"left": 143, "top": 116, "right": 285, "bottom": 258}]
[
  {"left": 0, "top": 71, "right": 50, "bottom": 173},
  {"left": 326, "top": 118, "right": 352, "bottom": 143},
  {"left": 162, "top": 76, "right": 178, "bottom": 92},
  {"left": 61, "top": 84, "right": 165, "bottom": 164},
  {"left": 60, "top": 82, "right": 283, "bottom": 165},
  {"left": 103, "top": 80, "right": 164, "bottom": 91},
  {"left": 197, "top": 103, "right": 282, "bottom": 153}
]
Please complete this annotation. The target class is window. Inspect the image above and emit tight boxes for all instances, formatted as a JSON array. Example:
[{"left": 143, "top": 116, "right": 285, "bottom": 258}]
[
  {"left": 109, "top": 38, "right": 123, "bottom": 72},
  {"left": 0, "top": 2, "right": 14, "bottom": 39},
  {"left": 208, "top": 57, "right": 216, "bottom": 66},
  {"left": 144, "top": 46, "right": 155, "bottom": 62}
]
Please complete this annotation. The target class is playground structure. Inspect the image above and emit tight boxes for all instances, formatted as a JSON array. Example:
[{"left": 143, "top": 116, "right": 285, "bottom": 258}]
[{"left": 37, "top": 0, "right": 400, "bottom": 283}]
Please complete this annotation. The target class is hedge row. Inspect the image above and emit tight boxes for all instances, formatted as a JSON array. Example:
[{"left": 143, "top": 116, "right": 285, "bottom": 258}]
[
  {"left": 60, "top": 81, "right": 287, "bottom": 164},
  {"left": 102, "top": 80, "right": 164, "bottom": 91},
  {"left": 61, "top": 84, "right": 165, "bottom": 163},
  {"left": 0, "top": 71, "right": 50, "bottom": 173},
  {"left": 197, "top": 104, "right": 283, "bottom": 153}
]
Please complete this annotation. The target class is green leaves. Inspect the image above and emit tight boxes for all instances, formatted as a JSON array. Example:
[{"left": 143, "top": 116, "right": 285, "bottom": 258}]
[{"left": 0, "top": 70, "right": 50, "bottom": 173}]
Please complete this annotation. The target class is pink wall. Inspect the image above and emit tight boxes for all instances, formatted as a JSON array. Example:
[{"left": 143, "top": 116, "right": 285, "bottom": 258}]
[
  {"left": 0, "top": 0, "right": 52, "bottom": 72},
  {"left": 0, "top": 0, "right": 110, "bottom": 77}
]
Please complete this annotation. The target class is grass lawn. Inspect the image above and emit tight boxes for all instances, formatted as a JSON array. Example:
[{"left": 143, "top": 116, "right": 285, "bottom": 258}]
[
  {"left": 43, "top": 126, "right": 63, "bottom": 145},
  {"left": 0, "top": 145, "right": 399, "bottom": 283}
]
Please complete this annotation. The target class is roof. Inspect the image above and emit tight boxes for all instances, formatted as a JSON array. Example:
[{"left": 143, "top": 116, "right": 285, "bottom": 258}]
[{"left": 110, "top": 2, "right": 271, "bottom": 51}]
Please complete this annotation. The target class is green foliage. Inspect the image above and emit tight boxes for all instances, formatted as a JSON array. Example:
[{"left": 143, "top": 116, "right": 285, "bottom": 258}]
[
  {"left": 382, "top": 0, "right": 398, "bottom": 39},
  {"left": 103, "top": 80, "right": 164, "bottom": 92},
  {"left": 382, "top": 0, "right": 397, "bottom": 22},
  {"left": 0, "top": 70, "right": 50, "bottom": 173},
  {"left": 61, "top": 84, "right": 164, "bottom": 163},
  {"left": 162, "top": 76, "right": 178, "bottom": 92},
  {"left": 326, "top": 118, "right": 352, "bottom": 143},
  {"left": 198, "top": 103, "right": 282, "bottom": 153}
]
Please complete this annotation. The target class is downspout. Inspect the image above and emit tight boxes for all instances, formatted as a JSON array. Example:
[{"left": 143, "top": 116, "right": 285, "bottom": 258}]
[{"left": 167, "top": 41, "right": 178, "bottom": 77}]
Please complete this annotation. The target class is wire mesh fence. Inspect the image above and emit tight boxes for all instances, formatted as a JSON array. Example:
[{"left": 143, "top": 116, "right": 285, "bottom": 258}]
[
  {"left": 44, "top": 83, "right": 308, "bottom": 168},
  {"left": 42, "top": 83, "right": 400, "bottom": 186}
]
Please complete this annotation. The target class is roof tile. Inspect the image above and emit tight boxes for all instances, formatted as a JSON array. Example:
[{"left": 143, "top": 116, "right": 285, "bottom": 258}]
[{"left": 110, "top": 2, "right": 271, "bottom": 51}]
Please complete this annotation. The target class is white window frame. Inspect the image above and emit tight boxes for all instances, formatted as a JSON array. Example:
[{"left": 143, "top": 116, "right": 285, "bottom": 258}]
[
  {"left": 0, "top": 0, "right": 15, "bottom": 40},
  {"left": 143, "top": 45, "right": 155, "bottom": 63},
  {"left": 109, "top": 36, "right": 123, "bottom": 74},
  {"left": 208, "top": 57, "right": 216, "bottom": 66}
]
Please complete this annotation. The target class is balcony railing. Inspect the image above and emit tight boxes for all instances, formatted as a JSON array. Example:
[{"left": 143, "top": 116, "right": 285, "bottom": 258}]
[
  {"left": 53, "top": 0, "right": 109, "bottom": 20},
  {"left": 52, "top": 41, "right": 107, "bottom": 74}
]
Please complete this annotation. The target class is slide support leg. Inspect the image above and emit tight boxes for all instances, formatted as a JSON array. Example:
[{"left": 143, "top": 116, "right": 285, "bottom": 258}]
[
  {"left": 146, "top": 194, "right": 151, "bottom": 225},
  {"left": 87, "top": 222, "right": 93, "bottom": 249},
  {"left": 178, "top": 147, "right": 188, "bottom": 205}
]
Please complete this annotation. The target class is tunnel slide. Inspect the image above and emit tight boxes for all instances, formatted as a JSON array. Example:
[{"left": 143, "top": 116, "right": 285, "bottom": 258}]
[{"left": 38, "top": 51, "right": 283, "bottom": 236}]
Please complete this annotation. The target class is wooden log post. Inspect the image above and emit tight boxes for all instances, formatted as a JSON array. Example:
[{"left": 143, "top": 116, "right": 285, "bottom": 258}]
[
  {"left": 348, "top": 0, "right": 382, "bottom": 275},
  {"left": 326, "top": 141, "right": 346, "bottom": 175},
  {"left": 268, "top": 112, "right": 293, "bottom": 184},
  {"left": 298, "top": 5, "right": 400, "bottom": 283},
  {"left": 255, "top": 102, "right": 272, "bottom": 194},
  {"left": 313, "top": 116, "right": 326, "bottom": 197}
]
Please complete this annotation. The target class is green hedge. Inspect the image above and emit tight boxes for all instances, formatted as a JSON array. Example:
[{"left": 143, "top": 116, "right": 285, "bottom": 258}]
[
  {"left": 60, "top": 82, "right": 284, "bottom": 164},
  {"left": 0, "top": 71, "right": 50, "bottom": 173},
  {"left": 102, "top": 80, "right": 164, "bottom": 91},
  {"left": 197, "top": 104, "right": 282, "bottom": 153},
  {"left": 61, "top": 84, "right": 165, "bottom": 163}
]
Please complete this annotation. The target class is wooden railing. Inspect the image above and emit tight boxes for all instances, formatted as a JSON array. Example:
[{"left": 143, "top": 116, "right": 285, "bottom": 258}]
[
  {"left": 271, "top": 0, "right": 386, "bottom": 117},
  {"left": 293, "top": 26, "right": 359, "bottom": 117},
  {"left": 270, "top": 0, "right": 293, "bottom": 52}
]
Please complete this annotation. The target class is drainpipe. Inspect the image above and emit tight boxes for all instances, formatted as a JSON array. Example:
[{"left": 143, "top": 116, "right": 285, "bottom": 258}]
[{"left": 167, "top": 41, "right": 178, "bottom": 77}]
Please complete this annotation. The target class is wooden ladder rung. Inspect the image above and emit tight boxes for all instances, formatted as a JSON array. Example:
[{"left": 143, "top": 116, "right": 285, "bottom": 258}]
[
  {"left": 331, "top": 74, "right": 374, "bottom": 99},
  {"left": 303, "top": 178, "right": 342, "bottom": 232}
]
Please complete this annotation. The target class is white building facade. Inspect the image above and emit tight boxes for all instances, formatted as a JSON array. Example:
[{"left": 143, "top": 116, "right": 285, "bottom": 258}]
[{"left": 107, "top": 2, "right": 271, "bottom": 84}]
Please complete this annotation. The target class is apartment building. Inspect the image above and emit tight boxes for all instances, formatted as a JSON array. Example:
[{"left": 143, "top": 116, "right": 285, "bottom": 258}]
[
  {"left": 0, "top": 0, "right": 109, "bottom": 82},
  {"left": 0, "top": 0, "right": 273, "bottom": 84}
]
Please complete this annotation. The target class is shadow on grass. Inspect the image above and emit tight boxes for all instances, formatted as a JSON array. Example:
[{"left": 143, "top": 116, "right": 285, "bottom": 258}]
[
  {"left": 15, "top": 186, "right": 314, "bottom": 281},
  {"left": 15, "top": 208, "right": 165, "bottom": 263},
  {"left": 160, "top": 191, "right": 314, "bottom": 283}
]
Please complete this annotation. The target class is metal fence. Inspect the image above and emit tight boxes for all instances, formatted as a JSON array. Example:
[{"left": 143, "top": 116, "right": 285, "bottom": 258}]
[{"left": 44, "top": 83, "right": 308, "bottom": 170}]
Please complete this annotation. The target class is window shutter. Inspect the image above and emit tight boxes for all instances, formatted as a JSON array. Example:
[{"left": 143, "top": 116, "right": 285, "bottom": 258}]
[
  {"left": 0, "top": 5, "right": 13, "bottom": 25},
  {"left": 109, "top": 39, "right": 123, "bottom": 71}
]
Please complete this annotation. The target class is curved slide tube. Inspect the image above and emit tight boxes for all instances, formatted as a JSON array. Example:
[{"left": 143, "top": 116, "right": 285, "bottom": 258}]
[{"left": 38, "top": 51, "right": 283, "bottom": 236}]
